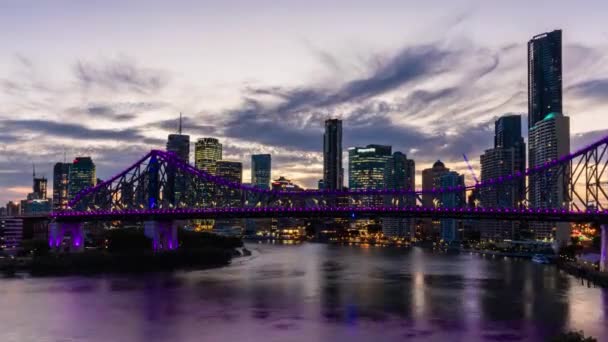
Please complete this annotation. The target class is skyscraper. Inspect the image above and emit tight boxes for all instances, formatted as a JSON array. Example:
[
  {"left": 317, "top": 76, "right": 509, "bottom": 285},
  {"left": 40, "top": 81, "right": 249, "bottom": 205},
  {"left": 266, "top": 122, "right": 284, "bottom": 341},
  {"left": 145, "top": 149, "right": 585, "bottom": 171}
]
[
  {"left": 382, "top": 152, "right": 415, "bottom": 239},
  {"left": 53, "top": 162, "right": 71, "bottom": 211},
  {"left": 528, "top": 30, "right": 562, "bottom": 129},
  {"left": 251, "top": 154, "right": 271, "bottom": 190},
  {"left": 348, "top": 145, "right": 392, "bottom": 190},
  {"left": 528, "top": 30, "right": 570, "bottom": 244},
  {"left": 195, "top": 138, "right": 223, "bottom": 174},
  {"left": 323, "top": 119, "right": 343, "bottom": 191},
  {"left": 480, "top": 115, "right": 526, "bottom": 241},
  {"left": 68, "top": 157, "right": 96, "bottom": 203},
  {"left": 166, "top": 113, "right": 190, "bottom": 163},
  {"left": 33, "top": 176, "right": 47, "bottom": 200}
]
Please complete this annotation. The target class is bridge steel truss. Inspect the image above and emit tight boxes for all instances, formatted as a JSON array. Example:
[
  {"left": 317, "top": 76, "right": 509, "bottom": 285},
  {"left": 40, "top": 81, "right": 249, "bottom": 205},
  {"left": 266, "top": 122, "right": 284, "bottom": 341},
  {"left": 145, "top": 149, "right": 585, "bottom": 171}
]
[{"left": 58, "top": 136, "right": 608, "bottom": 223}]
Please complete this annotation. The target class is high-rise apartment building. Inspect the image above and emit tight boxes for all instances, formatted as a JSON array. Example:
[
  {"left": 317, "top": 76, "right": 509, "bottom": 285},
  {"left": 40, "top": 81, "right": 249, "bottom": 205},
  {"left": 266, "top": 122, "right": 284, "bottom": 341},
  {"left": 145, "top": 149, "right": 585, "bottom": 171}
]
[
  {"left": 348, "top": 145, "right": 392, "bottom": 206},
  {"left": 323, "top": 119, "right": 343, "bottom": 191},
  {"left": 527, "top": 30, "right": 570, "bottom": 244}
]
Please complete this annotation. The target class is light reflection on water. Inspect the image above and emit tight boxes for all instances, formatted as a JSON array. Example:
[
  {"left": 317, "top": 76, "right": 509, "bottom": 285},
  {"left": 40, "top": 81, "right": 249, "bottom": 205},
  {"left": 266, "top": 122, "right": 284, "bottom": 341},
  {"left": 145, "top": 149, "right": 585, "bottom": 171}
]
[{"left": 0, "top": 243, "right": 606, "bottom": 342}]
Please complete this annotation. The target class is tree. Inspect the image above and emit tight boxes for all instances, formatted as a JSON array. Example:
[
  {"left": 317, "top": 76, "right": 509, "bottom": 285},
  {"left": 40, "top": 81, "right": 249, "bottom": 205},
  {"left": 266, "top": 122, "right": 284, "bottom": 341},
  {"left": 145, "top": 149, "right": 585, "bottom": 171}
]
[{"left": 549, "top": 330, "right": 597, "bottom": 342}]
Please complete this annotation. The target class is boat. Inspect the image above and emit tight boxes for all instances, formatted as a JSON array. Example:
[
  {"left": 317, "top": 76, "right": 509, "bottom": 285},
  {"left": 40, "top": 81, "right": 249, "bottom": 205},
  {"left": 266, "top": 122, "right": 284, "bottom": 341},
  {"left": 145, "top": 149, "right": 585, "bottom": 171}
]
[{"left": 532, "top": 254, "right": 551, "bottom": 264}]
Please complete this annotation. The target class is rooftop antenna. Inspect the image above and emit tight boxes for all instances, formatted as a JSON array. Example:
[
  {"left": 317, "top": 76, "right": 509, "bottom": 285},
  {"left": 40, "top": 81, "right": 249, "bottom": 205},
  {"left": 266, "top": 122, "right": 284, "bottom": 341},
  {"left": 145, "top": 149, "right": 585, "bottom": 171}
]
[
  {"left": 33, "top": 163, "right": 36, "bottom": 178},
  {"left": 178, "top": 112, "right": 183, "bottom": 134}
]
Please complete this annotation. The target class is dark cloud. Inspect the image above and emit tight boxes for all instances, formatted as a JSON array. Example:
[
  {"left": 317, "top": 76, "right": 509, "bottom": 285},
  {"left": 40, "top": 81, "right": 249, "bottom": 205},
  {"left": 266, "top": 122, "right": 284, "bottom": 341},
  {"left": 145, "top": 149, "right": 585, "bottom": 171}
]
[
  {"left": 567, "top": 79, "right": 608, "bottom": 102},
  {"left": 152, "top": 116, "right": 218, "bottom": 136},
  {"left": 0, "top": 119, "right": 163, "bottom": 144},
  {"left": 74, "top": 57, "right": 169, "bottom": 94}
]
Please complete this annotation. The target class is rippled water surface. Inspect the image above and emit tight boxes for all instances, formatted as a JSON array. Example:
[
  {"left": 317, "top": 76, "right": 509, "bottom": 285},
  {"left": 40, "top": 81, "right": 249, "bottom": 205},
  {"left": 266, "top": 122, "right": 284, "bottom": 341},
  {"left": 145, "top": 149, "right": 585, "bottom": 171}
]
[{"left": 0, "top": 243, "right": 607, "bottom": 342}]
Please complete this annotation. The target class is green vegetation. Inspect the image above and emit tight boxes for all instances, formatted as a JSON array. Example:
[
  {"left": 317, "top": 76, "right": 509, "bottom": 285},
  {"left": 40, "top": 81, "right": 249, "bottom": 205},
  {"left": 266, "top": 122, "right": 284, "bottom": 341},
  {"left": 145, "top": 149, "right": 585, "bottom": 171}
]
[
  {"left": 26, "top": 228, "right": 243, "bottom": 276},
  {"left": 549, "top": 330, "right": 597, "bottom": 342}
]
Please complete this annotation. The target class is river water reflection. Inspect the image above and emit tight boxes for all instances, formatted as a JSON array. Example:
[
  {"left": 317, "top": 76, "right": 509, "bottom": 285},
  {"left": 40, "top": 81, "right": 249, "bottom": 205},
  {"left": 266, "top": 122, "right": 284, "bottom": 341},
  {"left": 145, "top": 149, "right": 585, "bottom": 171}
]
[{"left": 0, "top": 243, "right": 607, "bottom": 341}]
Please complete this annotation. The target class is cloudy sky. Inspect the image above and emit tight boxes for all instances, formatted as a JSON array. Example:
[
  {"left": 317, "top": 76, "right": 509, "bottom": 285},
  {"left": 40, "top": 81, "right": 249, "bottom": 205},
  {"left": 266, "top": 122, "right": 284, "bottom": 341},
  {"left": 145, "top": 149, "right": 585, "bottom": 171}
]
[{"left": 1, "top": 0, "right": 608, "bottom": 204}]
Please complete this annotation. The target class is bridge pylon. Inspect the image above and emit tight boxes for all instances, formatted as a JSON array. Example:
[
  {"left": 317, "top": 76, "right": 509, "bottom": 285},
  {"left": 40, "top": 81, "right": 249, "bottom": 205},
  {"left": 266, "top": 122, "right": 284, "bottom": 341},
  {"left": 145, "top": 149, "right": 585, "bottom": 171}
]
[
  {"left": 48, "top": 222, "right": 85, "bottom": 253},
  {"left": 144, "top": 220, "right": 178, "bottom": 251},
  {"left": 601, "top": 224, "right": 608, "bottom": 273}
]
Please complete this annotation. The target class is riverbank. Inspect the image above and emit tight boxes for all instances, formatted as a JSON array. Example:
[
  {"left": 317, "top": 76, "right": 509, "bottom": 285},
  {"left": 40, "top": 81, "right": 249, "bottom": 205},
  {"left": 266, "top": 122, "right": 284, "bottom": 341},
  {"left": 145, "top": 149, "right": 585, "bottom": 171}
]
[
  {"left": 1, "top": 248, "right": 234, "bottom": 276},
  {"left": 557, "top": 260, "right": 608, "bottom": 288}
]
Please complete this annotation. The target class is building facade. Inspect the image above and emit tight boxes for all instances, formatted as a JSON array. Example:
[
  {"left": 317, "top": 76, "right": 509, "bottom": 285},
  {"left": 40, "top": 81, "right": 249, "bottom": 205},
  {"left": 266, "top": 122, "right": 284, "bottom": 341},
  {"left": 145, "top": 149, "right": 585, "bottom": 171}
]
[
  {"left": 527, "top": 30, "right": 569, "bottom": 244},
  {"left": 53, "top": 162, "right": 71, "bottom": 211},
  {"left": 382, "top": 152, "right": 415, "bottom": 239},
  {"left": 323, "top": 119, "right": 343, "bottom": 191},
  {"left": 68, "top": 157, "right": 96, "bottom": 203},
  {"left": 348, "top": 145, "right": 392, "bottom": 206},
  {"left": 528, "top": 112, "right": 570, "bottom": 242},
  {"left": 251, "top": 154, "right": 271, "bottom": 190},
  {"left": 421, "top": 160, "right": 450, "bottom": 240},
  {"left": 528, "top": 30, "right": 562, "bottom": 129},
  {"left": 0, "top": 218, "right": 23, "bottom": 253},
  {"left": 195, "top": 138, "right": 223, "bottom": 174},
  {"left": 479, "top": 115, "right": 526, "bottom": 241},
  {"left": 439, "top": 171, "right": 465, "bottom": 243}
]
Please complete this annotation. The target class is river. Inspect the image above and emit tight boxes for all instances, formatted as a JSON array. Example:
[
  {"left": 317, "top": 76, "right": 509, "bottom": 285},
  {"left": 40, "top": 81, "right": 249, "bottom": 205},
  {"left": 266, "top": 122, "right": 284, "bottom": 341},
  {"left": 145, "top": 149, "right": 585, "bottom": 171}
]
[{"left": 0, "top": 243, "right": 606, "bottom": 341}]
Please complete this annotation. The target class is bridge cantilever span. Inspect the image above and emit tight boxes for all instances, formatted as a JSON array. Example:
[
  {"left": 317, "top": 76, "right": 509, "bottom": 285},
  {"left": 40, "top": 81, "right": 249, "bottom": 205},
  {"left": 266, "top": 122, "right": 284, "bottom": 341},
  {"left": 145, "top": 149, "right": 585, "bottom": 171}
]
[{"left": 51, "top": 206, "right": 608, "bottom": 224}]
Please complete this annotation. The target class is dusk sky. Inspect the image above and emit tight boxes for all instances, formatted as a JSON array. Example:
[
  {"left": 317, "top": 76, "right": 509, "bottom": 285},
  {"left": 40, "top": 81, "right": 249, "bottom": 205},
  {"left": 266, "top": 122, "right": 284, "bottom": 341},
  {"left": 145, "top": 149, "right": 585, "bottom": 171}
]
[{"left": 2, "top": 0, "right": 608, "bottom": 204}]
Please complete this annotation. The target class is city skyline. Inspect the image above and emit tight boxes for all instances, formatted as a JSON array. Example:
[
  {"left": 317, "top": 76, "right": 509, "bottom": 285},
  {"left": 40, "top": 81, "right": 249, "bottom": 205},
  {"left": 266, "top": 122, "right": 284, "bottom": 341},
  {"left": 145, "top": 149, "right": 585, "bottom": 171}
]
[{"left": 2, "top": 1, "right": 608, "bottom": 204}]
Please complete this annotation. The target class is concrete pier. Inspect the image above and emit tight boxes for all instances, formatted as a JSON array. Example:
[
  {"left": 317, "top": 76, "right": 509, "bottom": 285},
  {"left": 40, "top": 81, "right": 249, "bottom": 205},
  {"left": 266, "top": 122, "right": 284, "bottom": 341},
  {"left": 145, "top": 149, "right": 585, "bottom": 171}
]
[
  {"left": 144, "top": 221, "right": 178, "bottom": 251},
  {"left": 48, "top": 222, "right": 85, "bottom": 252}
]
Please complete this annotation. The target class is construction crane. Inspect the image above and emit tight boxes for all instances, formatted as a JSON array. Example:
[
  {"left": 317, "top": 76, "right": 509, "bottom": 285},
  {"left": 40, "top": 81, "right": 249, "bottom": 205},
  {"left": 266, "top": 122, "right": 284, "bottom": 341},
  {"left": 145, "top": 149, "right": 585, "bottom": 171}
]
[{"left": 462, "top": 153, "right": 480, "bottom": 184}]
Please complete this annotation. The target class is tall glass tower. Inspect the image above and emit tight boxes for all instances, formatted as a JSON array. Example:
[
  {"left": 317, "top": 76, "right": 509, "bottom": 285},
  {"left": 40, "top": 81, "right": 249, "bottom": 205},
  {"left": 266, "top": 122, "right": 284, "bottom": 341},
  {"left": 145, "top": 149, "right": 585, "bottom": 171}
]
[
  {"left": 68, "top": 157, "right": 96, "bottom": 202},
  {"left": 251, "top": 154, "right": 271, "bottom": 190},
  {"left": 323, "top": 119, "right": 343, "bottom": 190},
  {"left": 195, "top": 138, "right": 223, "bottom": 174},
  {"left": 53, "top": 162, "right": 71, "bottom": 211},
  {"left": 528, "top": 29, "right": 562, "bottom": 129}
]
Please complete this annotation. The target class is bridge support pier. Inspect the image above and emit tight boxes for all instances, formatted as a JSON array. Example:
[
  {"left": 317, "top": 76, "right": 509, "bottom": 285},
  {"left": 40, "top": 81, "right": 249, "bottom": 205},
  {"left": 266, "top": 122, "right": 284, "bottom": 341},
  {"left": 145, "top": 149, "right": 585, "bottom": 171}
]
[
  {"left": 49, "top": 222, "right": 85, "bottom": 253},
  {"left": 601, "top": 225, "right": 608, "bottom": 273},
  {"left": 144, "top": 221, "right": 178, "bottom": 251}
]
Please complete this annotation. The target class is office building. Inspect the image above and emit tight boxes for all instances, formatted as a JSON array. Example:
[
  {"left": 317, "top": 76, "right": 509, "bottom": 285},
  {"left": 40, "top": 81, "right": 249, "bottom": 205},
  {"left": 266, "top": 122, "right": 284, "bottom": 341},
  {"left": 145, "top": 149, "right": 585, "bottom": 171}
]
[
  {"left": 348, "top": 145, "right": 392, "bottom": 189},
  {"left": 68, "top": 157, "right": 96, "bottom": 202},
  {"left": 480, "top": 115, "right": 526, "bottom": 241},
  {"left": 33, "top": 171, "right": 47, "bottom": 200},
  {"left": 382, "top": 152, "right": 415, "bottom": 239},
  {"left": 251, "top": 154, "right": 271, "bottom": 189},
  {"left": 53, "top": 162, "right": 71, "bottom": 211},
  {"left": 323, "top": 119, "right": 343, "bottom": 191},
  {"left": 166, "top": 114, "right": 190, "bottom": 163},
  {"left": 195, "top": 138, "right": 223, "bottom": 174}
]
